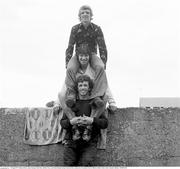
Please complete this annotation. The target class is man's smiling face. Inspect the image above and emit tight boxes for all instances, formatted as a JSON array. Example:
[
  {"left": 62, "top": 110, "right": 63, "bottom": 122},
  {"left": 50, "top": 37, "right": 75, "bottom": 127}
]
[
  {"left": 77, "top": 81, "right": 89, "bottom": 97},
  {"left": 80, "top": 9, "right": 91, "bottom": 23}
]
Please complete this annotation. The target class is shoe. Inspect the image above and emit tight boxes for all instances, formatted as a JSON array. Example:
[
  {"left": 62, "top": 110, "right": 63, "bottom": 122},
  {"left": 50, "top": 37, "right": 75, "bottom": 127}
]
[
  {"left": 82, "top": 128, "right": 91, "bottom": 142},
  {"left": 93, "top": 97, "right": 104, "bottom": 108},
  {"left": 66, "top": 99, "right": 75, "bottom": 108},
  {"left": 72, "top": 128, "right": 81, "bottom": 141},
  {"left": 65, "top": 88, "right": 76, "bottom": 108},
  {"left": 53, "top": 106, "right": 61, "bottom": 116},
  {"left": 46, "top": 101, "right": 55, "bottom": 107}
]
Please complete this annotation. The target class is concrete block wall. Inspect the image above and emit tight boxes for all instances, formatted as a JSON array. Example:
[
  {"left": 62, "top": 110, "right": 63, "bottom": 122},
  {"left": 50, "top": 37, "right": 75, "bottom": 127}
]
[{"left": 0, "top": 107, "right": 180, "bottom": 166}]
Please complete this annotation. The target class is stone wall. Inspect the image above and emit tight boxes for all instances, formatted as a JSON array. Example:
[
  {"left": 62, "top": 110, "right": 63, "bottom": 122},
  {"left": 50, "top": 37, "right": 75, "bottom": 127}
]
[{"left": 1, "top": 107, "right": 180, "bottom": 166}]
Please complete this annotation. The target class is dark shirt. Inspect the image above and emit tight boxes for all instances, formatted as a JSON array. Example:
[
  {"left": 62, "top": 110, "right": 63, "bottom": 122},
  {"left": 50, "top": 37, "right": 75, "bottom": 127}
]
[
  {"left": 60, "top": 99, "right": 108, "bottom": 143},
  {"left": 65, "top": 22, "right": 107, "bottom": 66}
]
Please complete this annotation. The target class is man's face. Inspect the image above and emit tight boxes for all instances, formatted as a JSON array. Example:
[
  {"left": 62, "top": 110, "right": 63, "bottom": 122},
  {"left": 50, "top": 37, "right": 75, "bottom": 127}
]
[
  {"left": 78, "top": 53, "right": 90, "bottom": 66},
  {"left": 78, "top": 81, "right": 89, "bottom": 96},
  {"left": 80, "top": 9, "right": 91, "bottom": 23}
]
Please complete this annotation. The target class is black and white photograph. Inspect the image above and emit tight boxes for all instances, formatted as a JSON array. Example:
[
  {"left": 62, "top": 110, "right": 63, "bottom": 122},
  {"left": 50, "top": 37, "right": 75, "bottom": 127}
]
[{"left": 0, "top": 0, "right": 180, "bottom": 167}]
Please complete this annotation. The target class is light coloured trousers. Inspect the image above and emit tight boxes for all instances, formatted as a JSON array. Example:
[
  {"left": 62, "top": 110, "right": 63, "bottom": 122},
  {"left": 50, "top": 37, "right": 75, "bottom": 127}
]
[
  {"left": 65, "top": 54, "right": 108, "bottom": 101},
  {"left": 56, "top": 54, "right": 115, "bottom": 109}
]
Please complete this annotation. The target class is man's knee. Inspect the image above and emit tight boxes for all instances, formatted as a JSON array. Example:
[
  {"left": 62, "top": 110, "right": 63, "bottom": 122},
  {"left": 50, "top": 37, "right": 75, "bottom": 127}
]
[
  {"left": 67, "top": 57, "right": 79, "bottom": 73},
  {"left": 91, "top": 53, "right": 104, "bottom": 68},
  {"left": 67, "top": 66, "right": 75, "bottom": 72},
  {"left": 95, "top": 64, "right": 104, "bottom": 70},
  {"left": 66, "top": 67, "right": 76, "bottom": 78},
  {"left": 94, "top": 65, "right": 105, "bottom": 73}
]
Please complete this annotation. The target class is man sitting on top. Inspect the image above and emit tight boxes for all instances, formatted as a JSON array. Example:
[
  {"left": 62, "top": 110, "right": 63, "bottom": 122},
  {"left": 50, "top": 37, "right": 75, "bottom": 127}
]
[{"left": 65, "top": 5, "right": 117, "bottom": 112}]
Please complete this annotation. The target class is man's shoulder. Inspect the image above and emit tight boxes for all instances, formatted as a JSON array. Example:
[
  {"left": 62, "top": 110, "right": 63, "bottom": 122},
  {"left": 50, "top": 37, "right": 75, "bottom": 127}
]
[
  {"left": 72, "top": 23, "right": 81, "bottom": 31},
  {"left": 91, "top": 22, "right": 101, "bottom": 29}
]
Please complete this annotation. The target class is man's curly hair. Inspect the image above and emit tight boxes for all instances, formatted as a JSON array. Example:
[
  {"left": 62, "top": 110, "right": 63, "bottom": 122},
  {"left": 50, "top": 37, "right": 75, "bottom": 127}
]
[{"left": 75, "top": 75, "right": 94, "bottom": 96}]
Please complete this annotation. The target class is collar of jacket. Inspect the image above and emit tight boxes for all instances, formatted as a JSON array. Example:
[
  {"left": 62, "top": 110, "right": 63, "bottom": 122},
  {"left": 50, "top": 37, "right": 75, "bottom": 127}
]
[{"left": 79, "top": 22, "right": 94, "bottom": 29}]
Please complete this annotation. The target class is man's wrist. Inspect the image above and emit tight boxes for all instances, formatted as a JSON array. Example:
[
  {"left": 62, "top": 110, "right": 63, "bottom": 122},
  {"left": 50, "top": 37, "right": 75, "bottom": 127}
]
[
  {"left": 90, "top": 117, "right": 94, "bottom": 124},
  {"left": 70, "top": 119, "right": 74, "bottom": 125}
]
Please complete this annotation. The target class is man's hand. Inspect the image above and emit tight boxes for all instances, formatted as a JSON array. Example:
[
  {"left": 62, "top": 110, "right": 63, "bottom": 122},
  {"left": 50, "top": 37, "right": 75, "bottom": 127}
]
[
  {"left": 101, "top": 55, "right": 107, "bottom": 69},
  {"left": 70, "top": 116, "right": 83, "bottom": 125},
  {"left": 108, "top": 105, "right": 117, "bottom": 113},
  {"left": 81, "top": 115, "right": 93, "bottom": 125}
]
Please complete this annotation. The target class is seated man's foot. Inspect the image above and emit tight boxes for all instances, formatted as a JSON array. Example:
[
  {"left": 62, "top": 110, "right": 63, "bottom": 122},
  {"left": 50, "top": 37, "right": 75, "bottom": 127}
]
[
  {"left": 108, "top": 105, "right": 118, "bottom": 113},
  {"left": 65, "top": 88, "right": 76, "bottom": 108},
  {"left": 66, "top": 98, "right": 76, "bottom": 108},
  {"left": 82, "top": 128, "right": 91, "bottom": 142},
  {"left": 53, "top": 106, "right": 61, "bottom": 116},
  {"left": 72, "top": 129, "right": 81, "bottom": 141},
  {"left": 46, "top": 101, "right": 55, "bottom": 107},
  {"left": 93, "top": 97, "right": 104, "bottom": 108}
]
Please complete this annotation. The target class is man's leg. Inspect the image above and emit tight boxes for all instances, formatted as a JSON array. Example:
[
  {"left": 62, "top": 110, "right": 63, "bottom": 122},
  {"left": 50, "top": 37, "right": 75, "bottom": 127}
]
[
  {"left": 90, "top": 53, "right": 104, "bottom": 70},
  {"left": 90, "top": 102, "right": 106, "bottom": 118},
  {"left": 64, "top": 107, "right": 76, "bottom": 120},
  {"left": 105, "top": 85, "right": 117, "bottom": 112},
  {"left": 65, "top": 57, "right": 78, "bottom": 108},
  {"left": 67, "top": 55, "right": 80, "bottom": 73},
  {"left": 78, "top": 142, "right": 97, "bottom": 166},
  {"left": 58, "top": 83, "right": 67, "bottom": 109},
  {"left": 58, "top": 84, "right": 75, "bottom": 119},
  {"left": 90, "top": 66, "right": 108, "bottom": 99},
  {"left": 97, "top": 109, "right": 108, "bottom": 150},
  {"left": 65, "top": 87, "right": 76, "bottom": 108},
  {"left": 63, "top": 142, "right": 78, "bottom": 166}
]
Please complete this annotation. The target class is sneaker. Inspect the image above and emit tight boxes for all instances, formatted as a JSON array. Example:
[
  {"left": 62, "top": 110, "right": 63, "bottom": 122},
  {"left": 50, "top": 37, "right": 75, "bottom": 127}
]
[
  {"left": 93, "top": 97, "right": 104, "bottom": 108},
  {"left": 46, "top": 101, "right": 55, "bottom": 107},
  {"left": 65, "top": 88, "right": 76, "bottom": 108},
  {"left": 66, "top": 99, "right": 76, "bottom": 108},
  {"left": 82, "top": 128, "right": 91, "bottom": 142},
  {"left": 72, "top": 128, "right": 81, "bottom": 141}
]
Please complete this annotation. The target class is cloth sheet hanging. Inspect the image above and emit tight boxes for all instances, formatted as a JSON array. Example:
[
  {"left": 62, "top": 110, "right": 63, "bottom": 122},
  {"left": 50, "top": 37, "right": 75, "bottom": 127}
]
[
  {"left": 23, "top": 107, "right": 107, "bottom": 149},
  {"left": 24, "top": 107, "right": 64, "bottom": 145}
]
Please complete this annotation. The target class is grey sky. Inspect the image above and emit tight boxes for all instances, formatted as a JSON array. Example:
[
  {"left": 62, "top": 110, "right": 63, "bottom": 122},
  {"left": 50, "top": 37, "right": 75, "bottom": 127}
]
[{"left": 0, "top": 0, "right": 180, "bottom": 107}]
